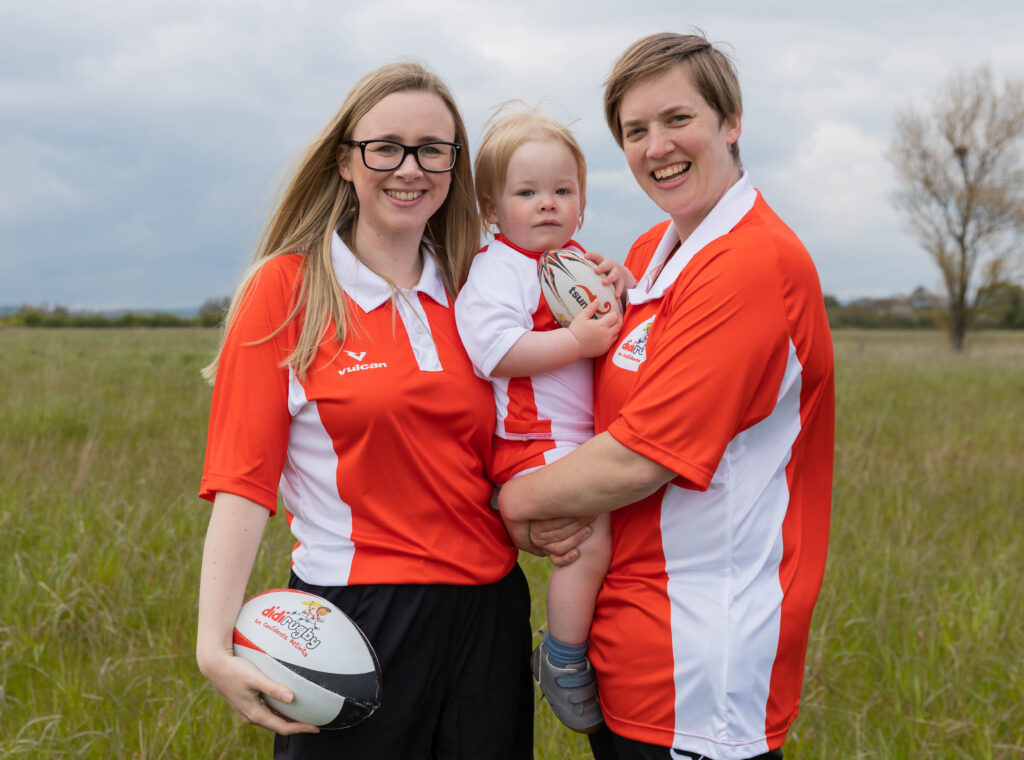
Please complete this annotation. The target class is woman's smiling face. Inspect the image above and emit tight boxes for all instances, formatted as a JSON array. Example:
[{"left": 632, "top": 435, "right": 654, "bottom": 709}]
[
  {"left": 339, "top": 91, "right": 456, "bottom": 246},
  {"left": 618, "top": 64, "right": 741, "bottom": 240}
]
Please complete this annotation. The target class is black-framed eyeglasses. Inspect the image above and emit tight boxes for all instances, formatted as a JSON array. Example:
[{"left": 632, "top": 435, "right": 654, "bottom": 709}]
[{"left": 345, "top": 140, "right": 461, "bottom": 173}]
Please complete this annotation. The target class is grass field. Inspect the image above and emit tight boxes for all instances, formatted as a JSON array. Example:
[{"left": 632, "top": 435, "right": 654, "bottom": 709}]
[{"left": 1, "top": 328, "right": 1022, "bottom": 758}]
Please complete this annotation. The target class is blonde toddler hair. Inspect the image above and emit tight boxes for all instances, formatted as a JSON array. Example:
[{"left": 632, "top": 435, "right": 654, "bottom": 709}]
[{"left": 473, "top": 101, "right": 587, "bottom": 239}]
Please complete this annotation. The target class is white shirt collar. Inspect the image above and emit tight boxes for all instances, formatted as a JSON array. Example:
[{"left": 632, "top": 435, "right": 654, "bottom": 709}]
[
  {"left": 330, "top": 227, "right": 450, "bottom": 312},
  {"left": 628, "top": 172, "right": 757, "bottom": 305}
]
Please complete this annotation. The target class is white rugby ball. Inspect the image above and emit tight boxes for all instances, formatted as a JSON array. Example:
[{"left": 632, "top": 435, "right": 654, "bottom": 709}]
[
  {"left": 539, "top": 249, "right": 621, "bottom": 328},
  {"left": 233, "top": 588, "right": 381, "bottom": 729}
]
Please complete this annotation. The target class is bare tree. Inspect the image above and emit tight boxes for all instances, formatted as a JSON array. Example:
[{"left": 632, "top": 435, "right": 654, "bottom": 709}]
[{"left": 888, "top": 67, "right": 1024, "bottom": 350}]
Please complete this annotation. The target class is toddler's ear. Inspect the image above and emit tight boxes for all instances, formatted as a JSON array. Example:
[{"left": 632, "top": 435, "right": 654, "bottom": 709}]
[{"left": 482, "top": 198, "right": 498, "bottom": 226}]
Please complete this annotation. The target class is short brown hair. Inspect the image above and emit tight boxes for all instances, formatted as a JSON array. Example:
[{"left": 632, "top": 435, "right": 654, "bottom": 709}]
[
  {"left": 604, "top": 32, "right": 742, "bottom": 164},
  {"left": 474, "top": 101, "right": 587, "bottom": 238}
]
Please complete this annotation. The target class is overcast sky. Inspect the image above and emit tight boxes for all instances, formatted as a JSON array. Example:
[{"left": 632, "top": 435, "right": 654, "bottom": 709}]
[{"left": 3, "top": 0, "right": 1023, "bottom": 310}]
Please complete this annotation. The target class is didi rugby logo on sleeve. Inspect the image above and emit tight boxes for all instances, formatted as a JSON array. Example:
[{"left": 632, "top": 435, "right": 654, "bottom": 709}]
[{"left": 613, "top": 316, "right": 654, "bottom": 371}]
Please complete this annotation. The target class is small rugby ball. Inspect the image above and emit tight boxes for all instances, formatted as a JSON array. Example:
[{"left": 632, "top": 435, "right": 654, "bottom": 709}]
[
  {"left": 232, "top": 588, "right": 381, "bottom": 729},
  {"left": 539, "top": 249, "right": 621, "bottom": 328}
]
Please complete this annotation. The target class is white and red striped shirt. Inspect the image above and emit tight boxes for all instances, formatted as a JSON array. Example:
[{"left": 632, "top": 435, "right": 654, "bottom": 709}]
[
  {"left": 455, "top": 235, "right": 595, "bottom": 480},
  {"left": 200, "top": 232, "right": 515, "bottom": 587},
  {"left": 592, "top": 176, "right": 834, "bottom": 758}
]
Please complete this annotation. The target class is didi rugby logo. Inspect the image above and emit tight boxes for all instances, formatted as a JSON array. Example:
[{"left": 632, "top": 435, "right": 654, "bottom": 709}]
[
  {"left": 259, "top": 601, "right": 331, "bottom": 652},
  {"left": 613, "top": 316, "right": 655, "bottom": 371}
]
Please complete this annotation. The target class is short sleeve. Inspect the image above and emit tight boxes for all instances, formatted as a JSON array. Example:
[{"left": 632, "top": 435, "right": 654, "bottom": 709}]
[
  {"left": 607, "top": 233, "right": 793, "bottom": 490},
  {"left": 455, "top": 251, "right": 538, "bottom": 378},
  {"left": 199, "top": 257, "right": 300, "bottom": 512}
]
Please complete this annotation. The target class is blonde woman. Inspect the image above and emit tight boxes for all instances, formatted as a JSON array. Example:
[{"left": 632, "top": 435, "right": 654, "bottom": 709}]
[{"left": 195, "top": 62, "right": 577, "bottom": 759}]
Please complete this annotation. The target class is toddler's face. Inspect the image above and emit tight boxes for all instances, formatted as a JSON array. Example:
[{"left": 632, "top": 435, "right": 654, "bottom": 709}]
[{"left": 486, "top": 139, "right": 582, "bottom": 253}]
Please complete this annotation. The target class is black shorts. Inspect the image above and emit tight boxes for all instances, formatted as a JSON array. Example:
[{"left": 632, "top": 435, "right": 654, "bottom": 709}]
[
  {"left": 274, "top": 565, "right": 533, "bottom": 760},
  {"left": 590, "top": 724, "right": 783, "bottom": 760}
]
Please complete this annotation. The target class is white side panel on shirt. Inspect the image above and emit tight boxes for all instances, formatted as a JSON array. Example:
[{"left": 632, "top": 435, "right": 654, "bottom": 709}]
[
  {"left": 279, "top": 369, "right": 357, "bottom": 585},
  {"left": 661, "top": 339, "right": 803, "bottom": 753}
]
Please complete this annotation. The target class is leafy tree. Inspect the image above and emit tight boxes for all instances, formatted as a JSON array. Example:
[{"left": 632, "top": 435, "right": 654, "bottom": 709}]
[{"left": 888, "top": 67, "right": 1024, "bottom": 350}]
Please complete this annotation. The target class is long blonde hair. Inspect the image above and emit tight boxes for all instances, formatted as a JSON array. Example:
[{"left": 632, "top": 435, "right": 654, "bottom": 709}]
[{"left": 203, "top": 61, "right": 477, "bottom": 383}]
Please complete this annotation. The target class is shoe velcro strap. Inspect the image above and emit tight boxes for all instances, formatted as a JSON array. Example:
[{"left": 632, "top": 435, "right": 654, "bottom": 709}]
[{"left": 553, "top": 669, "right": 594, "bottom": 688}]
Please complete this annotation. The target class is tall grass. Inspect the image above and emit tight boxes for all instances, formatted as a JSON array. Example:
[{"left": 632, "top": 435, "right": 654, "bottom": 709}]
[
  {"left": 0, "top": 328, "right": 1021, "bottom": 758},
  {"left": 790, "top": 330, "right": 1024, "bottom": 759}
]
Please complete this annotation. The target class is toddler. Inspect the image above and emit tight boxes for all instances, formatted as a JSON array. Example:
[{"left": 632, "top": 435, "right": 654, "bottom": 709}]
[{"left": 455, "top": 103, "right": 634, "bottom": 733}]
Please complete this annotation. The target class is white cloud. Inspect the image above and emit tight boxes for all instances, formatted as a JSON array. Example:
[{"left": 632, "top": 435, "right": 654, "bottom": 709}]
[{"left": 769, "top": 121, "right": 891, "bottom": 233}]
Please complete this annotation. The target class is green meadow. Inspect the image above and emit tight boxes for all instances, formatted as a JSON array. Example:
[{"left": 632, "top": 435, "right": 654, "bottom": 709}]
[{"left": 1, "top": 328, "right": 1021, "bottom": 758}]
